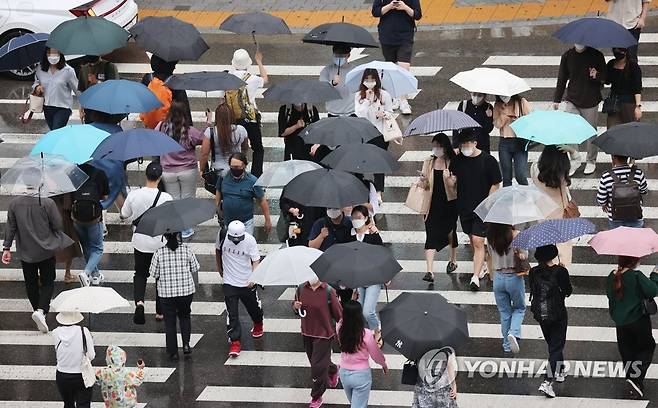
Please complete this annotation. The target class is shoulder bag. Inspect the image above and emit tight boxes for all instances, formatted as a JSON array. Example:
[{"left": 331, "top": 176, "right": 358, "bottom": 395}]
[
  {"left": 602, "top": 92, "right": 621, "bottom": 114},
  {"left": 80, "top": 326, "right": 96, "bottom": 388},
  {"left": 560, "top": 183, "right": 580, "bottom": 219},
  {"left": 202, "top": 126, "right": 219, "bottom": 195},
  {"left": 636, "top": 272, "right": 657, "bottom": 316},
  {"left": 21, "top": 92, "right": 44, "bottom": 124},
  {"left": 401, "top": 360, "right": 419, "bottom": 385},
  {"left": 514, "top": 249, "right": 531, "bottom": 276}
]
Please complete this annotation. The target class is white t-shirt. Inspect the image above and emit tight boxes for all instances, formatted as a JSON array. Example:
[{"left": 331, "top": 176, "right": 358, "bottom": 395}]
[
  {"left": 120, "top": 187, "right": 173, "bottom": 253},
  {"left": 221, "top": 233, "right": 260, "bottom": 287},
  {"left": 228, "top": 69, "right": 264, "bottom": 108},
  {"left": 53, "top": 325, "right": 95, "bottom": 374},
  {"left": 608, "top": 0, "right": 650, "bottom": 29},
  {"left": 203, "top": 125, "right": 248, "bottom": 172}
]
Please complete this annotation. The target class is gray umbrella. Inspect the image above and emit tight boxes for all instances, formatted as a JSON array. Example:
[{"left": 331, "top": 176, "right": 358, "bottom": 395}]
[
  {"left": 302, "top": 117, "right": 381, "bottom": 145},
  {"left": 283, "top": 168, "right": 369, "bottom": 208},
  {"left": 220, "top": 12, "right": 291, "bottom": 51},
  {"left": 322, "top": 143, "right": 400, "bottom": 174},
  {"left": 130, "top": 17, "right": 209, "bottom": 61},
  {"left": 135, "top": 198, "right": 216, "bottom": 236},
  {"left": 263, "top": 79, "right": 341, "bottom": 104},
  {"left": 165, "top": 72, "right": 246, "bottom": 92},
  {"left": 403, "top": 109, "right": 481, "bottom": 137},
  {"left": 593, "top": 122, "right": 658, "bottom": 158}
]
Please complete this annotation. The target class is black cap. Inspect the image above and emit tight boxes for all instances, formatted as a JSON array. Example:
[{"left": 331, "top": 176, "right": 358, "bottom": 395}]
[
  {"left": 534, "top": 245, "right": 559, "bottom": 263},
  {"left": 145, "top": 162, "right": 163, "bottom": 181}
]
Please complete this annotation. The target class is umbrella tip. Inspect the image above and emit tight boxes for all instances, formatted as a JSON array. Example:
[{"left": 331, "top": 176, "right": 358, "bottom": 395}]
[{"left": 424, "top": 311, "right": 428, "bottom": 315}]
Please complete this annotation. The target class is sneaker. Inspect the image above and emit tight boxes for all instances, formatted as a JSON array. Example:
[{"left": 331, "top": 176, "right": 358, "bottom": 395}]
[
  {"left": 183, "top": 344, "right": 192, "bottom": 355},
  {"left": 133, "top": 304, "right": 145, "bottom": 325},
  {"left": 446, "top": 262, "right": 458, "bottom": 274},
  {"left": 400, "top": 99, "right": 412, "bottom": 115},
  {"left": 169, "top": 353, "right": 179, "bottom": 362},
  {"left": 507, "top": 334, "right": 520, "bottom": 354},
  {"left": 539, "top": 380, "right": 556, "bottom": 398},
  {"left": 627, "top": 378, "right": 644, "bottom": 397},
  {"left": 228, "top": 340, "right": 241, "bottom": 358},
  {"left": 78, "top": 272, "right": 90, "bottom": 287},
  {"left": 309, "top": 398, "right": 323, "bottom": 408},
  {"left": 469, "top": 275, "right": 480, "bottom": 291},
  {"left": 422, "top": 272, "right": 434, "bottom": 282},
  {"left": 31, "top": 310, "right": 48, "bottom": 333},
  {"left": 328, "top": 365, "right": 340, "bottom": 388},
  {"left": 181, "top": 228, "right": 195, "bottom": 239},
  {"left": 90, "top": 273, "right": 104, "bottom": 286},
  {"left": 251, "top": 321, "right": 264, "bottom": 338},
  {"left": 583, "top": 162, "right": 596, "bottom": 175},
  {"left": 555, "top": 371, "right": 567, "bottom": 383},
  {"left": 376, "top": 191, "right": 383, "bottom": 206}
]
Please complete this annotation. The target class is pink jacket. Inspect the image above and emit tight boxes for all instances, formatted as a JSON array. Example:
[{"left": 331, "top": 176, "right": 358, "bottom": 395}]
[{"left": 336, "top": 321, "right": 387, "bottom": 371}]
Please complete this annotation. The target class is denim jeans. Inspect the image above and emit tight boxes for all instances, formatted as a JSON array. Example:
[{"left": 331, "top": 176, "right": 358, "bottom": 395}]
[
  {"left": 244, "top": 218, "right": 254, "bottom": 235},
  {"left": 608, "top": 218, "right": 644, "bottom": 230},
  {"left": 493, "top": 272, "right": 526, "bottom": 352},
  {"left": 43, "top": 106, "right": 71, "bottom": 130},
  {"left": 339, "top": 367, "right": 372, "bottom": 408},
  {"left": 357, "top": 285, "right": 381, "bottom": 330},
  {"left": 73, "top": 221, "right": 104, "bottom": 277},
  {"left": 498, "top": 138, "right": 528, "bottom": 187}
]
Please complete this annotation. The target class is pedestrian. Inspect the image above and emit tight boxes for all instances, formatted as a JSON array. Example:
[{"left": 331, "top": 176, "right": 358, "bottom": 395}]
[
  {"left": 606, "top": 0, "right": 650, "bottom": 58},
  {"left": 454, "top": 92, "right": 494, "bottom": 153},
  {"left": 278, "top": 103, "right": 319, "bottom": 161},
  {"left": 337, "top": 300, "right": 388, "bottom": 408},
  {"left": 52, "top": 193, "right": 83, "bottom": 284},
  {"left": 606, "top": 255, "right": 658, "bottom": 397},
  {"left": 372, "top": 0, "right": 422, "bottom": 114},
  {"left": 449, "top": 132, "right": 502, "bottom": 291},
  {"left": 319, "top": 45, "right": 356, "bottom": 117},
  {"left": 493, "top": 94, "right": 532, "bottom": 186},
  {"left": 95, "top": 346, "right": 145, "bottom": 408},
  {"left": 120, "top": 163, "right": 173, "bottom": 325},
  {"left": 308, "top": 208, "right": 353, "bottom": 251},
  {"left": 156, "top": 101, "right": 205, "bottom": 239},
  {"left": 33, "top": 47, "right": 79, "bottom": 130},
  {"left": 553, "top": 44, "right": 607, "bottom": 175},
  {"left": 227, "top": 48, "right": 268, "bottom": 177},
  {"left": 412, "top": 348, "right": 458, "bottom": 408},
  {"left": 149, "top": 232, "right": 198, "bottom": 360},
  {"left": 77, "top": 55, "right": 119, "bottom": 92},
  {"left": 199, "top": 103, "right": 249, "bottom": 182},
  {"left": 279, "top": 191, "right": 324, "bottom": 247},
  {"left": 487, "top": 223, "right": 526, "bottom": 355},
  {"left": 418, "top": 133, "right": 458, "bottom": 282},
  {"left": 218, "top": 221, "right": 264, "bottom": 358},
  {"left": 605, "top": 47, "right": 643, "bottom": 127},
  {"left": 292, "top": 276, "right": 343, "bottom": 408},
  {"left": 52, "top": 311, "right": 95, "bottom": 407},
  {"left": 140, "top": 55, "right": 193, "bottom": 129},
  {"left": 530, "top": 245, "right": 573, "bottom": 398},
  {"left": 596, "top": 155, "right": 648, "bottom": 229}
]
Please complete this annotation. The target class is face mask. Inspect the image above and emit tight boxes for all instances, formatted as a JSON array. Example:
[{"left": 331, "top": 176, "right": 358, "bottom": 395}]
[
  {"left": 47, "top": 55, "right": 60, "bottom": 65},
  {"left": 228, "top": 235, "right": 245, "bottom": 245},
  {"left": 432, "top": 147, "right": 444, "bottom": 158},
  {"left": 230, "top": 167, "right": 245, "bottom": 178},
  {"left": 461, "top": 147, "right": 474, "bottom": 157},
  {"left": 613, "top": 50, "right": 626, "bottom": 60},
  {"left": 363, "top": 81, "right": 376, "bottom": 89},
  {"left": 574, "top": 44, "right": 586, "bottom": 52},
  {"left": 471, "top": 94, "right": 484, "bottom": 105},
  {"left": 327, "top": 209, "right": 342, "bottom": 219},
  {"left": 333, "top": 57, "right": 347, "bottom": 67},
  {"left": 352, "top": 218, "right": 366, "bottom": 229},
  {"left": 500, "top": 96, "right": 511, "bottom": 104},
  {"left": 308, "top": 276, "right": 320, "bottom": 285}
]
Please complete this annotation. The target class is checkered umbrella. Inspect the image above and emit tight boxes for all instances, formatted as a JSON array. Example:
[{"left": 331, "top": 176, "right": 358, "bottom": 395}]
[{"left": 512, "top": 218, "right": 596, "bottom": 249}]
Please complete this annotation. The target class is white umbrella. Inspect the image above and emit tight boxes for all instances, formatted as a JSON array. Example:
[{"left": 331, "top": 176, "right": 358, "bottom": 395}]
[
  {"left": 345, "top": 60, "right": 418, "bottom": 98},
  {"left": 450, "top": 68, "right": 531, "bottom": 97},
  {"left": 249, "top": 246, "right": 321, "bottom": 286},
  {"left": 474, "top": 185, "right": 559, "bottom": 226},
  {"left": 255, "top": 160, "right": 322, "bottom": 187},
  {"left": 51, "top": 287, "right": 130, "bottom": 314}
]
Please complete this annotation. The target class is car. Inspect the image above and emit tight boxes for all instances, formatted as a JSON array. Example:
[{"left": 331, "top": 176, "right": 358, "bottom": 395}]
[{"left": 0, "top": 0, "right": 138, "bottom": 79}]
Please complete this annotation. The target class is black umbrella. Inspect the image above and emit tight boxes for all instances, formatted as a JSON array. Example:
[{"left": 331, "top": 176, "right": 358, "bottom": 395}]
[
  {"left": 593, "top": 122, "right": 658, "bottom": 158},
  {"left": 134, "top": 198, "right": 216, "bottom": 236},
  {"left": 380, "top": 292, "right": 469, "bottom": 361},
  {"left": 303, "top": 22, "right": 378, "bottom": 48},
  {"left": 404, "top": 109, "right": 481, "bottom": 137},
  {"left": 283, "top": 168, "right": 369, "bottom": 208},
  {"left": 220, "top": 12, "right": 291, "bottom": 51},
  {"left": 263, "top": 79, "right": 341, "bottom": 104},
  {"left": 321, "top": 143, "right": 400, "bottom": 174},
  {"left": 302, "top": 117, "right": 381, "bottom": 145},
  {"left": 129, "top": 17, "right": 209, "bottom": 61},
  {"left": 165, "top": 72, "right": 246, "bottom": 92}
]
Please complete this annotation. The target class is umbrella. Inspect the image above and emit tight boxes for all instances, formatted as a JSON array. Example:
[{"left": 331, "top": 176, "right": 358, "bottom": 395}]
[
  {"left": 79, "top": 79, "right": 162, "bottom": 114},
  {"left": 589, "top": 227, "right": 658, "bottom": 257},
  {"left": 310, "top": 241, "right": 402, "bottom": 288},
  {"left": 51, "top": 287, "right": 130, "bottom": 313},
  {"left": 30, "top": 125, "right": 110, "bottom": 164},
  {"left": 165, "top": 72, "right": 246, "bottom": 92},
  {"left": 91, "top": 128, "right": 184, "bottom": 161},
  {"left": 509, "top": 110, "right": 597, "bottom": 145},
  {"left": 129, "top": 17, "right": 209, "bottom": 61},
  {"left": 403, "top": 110, "right": 481, "bottom": 137},
  {"left": 283, "top": 168, "right": 369, "bottom": 208},
  {"left": 321, "top": 143, "right": 400, "bottom": 174},
  {"left": 512, "top": 218, "right": 596, "bottom": 249},
  {"left": 263, "top": 79, "right": 341, "bottom": 104},
  {"left": 249, "top": 246, "right": 321, "bottom": 286},
  {"left": 474, "top": 185, "right": 560, "bottom": 225},
  {"left": 255, "top": 160, "right": 322, "bottom": 187},
  {"left": 303, "top": 22, "right": 378, "bottom": 48},
  {"left": 47, "top": 17, "right": 130, "bottom": 55},
  {"left": 553, "top": 17, "right": 638, "bottom": 49},
  {"left": 450, "top": 67, "right": 531, "bottom": 97},
  {"left": 0, "top": 32, "right": 48, "bottom": 72},
  {"left": 220, "top": 12, "right": 291, "bottom": 51},
  {"left": 135, "top": 198, "right": 216, "bottom": 236},
  {"left": 593, "top": 122, "right": 658, "bottom": 158},
  {"left": 345, "top": 61, "right": 418, "bottom": 98},
  {"left": 301, "top": 117, "right": 381, "bottom": 145},
  {"left": 380, "top": 292, "right": 469, "bottom": 361},
  {"left": 0, "top": 153, "right": 88, "bottom": 197}
]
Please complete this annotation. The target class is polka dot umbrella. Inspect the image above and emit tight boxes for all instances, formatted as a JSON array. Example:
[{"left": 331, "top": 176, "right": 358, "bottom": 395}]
[{"left": 512, "top": 218, "right": 596, "bottom": 249}]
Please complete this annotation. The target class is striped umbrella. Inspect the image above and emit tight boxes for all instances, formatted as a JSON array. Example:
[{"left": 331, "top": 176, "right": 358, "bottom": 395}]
[
  {"left": 403, "top": 109, "right": 481, "bottom": 137},
  {"left": 512, "top": 218, "right": 596, "bottom": 249}
]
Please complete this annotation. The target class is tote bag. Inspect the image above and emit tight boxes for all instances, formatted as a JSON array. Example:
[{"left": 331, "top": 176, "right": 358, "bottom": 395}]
[{"left": 80, "top": 327, "right": 96, "bottom": 388}]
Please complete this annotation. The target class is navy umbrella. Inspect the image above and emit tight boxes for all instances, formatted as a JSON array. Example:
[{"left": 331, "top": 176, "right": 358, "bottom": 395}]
[
  {"left": 302, "top": 117, "right": 381, "bottom": 145},
  {"left": 220, "top": 12, "right": 291, "bottom": 51},
  {"left": 263, "top": 79, "right": 341, "bottom": 104},
  {"left": 165, "top": 72, "right": 246, "bottom": 92},
  {"left": 135, "top": 198, "right": 216, "bottom": 236},
  {"left": 303, "top": 22, "right": 378, "bottom": 48},
  {"left": 553, "top": 17, "right": 637, "bottom": 49},
  {"left": 0, "top": 32, "right": 48, "bottom": 72},
  {"left": 91, "top": 128, "right": 184, "bottom": 161},
  {"left": 79, "top": 80, "right": 162, "bottom": 114},
  {"left": 321, "top": 143, "right": 400, "bottom": 174},
  {"left": 512, "top": 218, "right": 596, "bottom": 249},
  {"left": 130, "top": 17, "right": 209, "bottom": 61},
  {"left": 283, "top": 168, "right": 369, "bottom": 208},
  {"left": 404, "top": 109, "right": 481, "bottom": 137},
  {"left": 593, "top": 122, "right": 658, "bottom": 158}
]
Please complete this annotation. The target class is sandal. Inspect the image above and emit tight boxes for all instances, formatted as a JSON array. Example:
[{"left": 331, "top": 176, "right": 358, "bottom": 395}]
[
  {"left": 63, "top": 274, "right": 78, "bottom": 284},
  {"left": 422, "top": 272, "right": 434, "bottom": 282},
  {"left": 446, "top": 262, "right": 458, "bottom": 274},
  {"left": 375, "top": 331, "right": 384, "bottom": 348}
]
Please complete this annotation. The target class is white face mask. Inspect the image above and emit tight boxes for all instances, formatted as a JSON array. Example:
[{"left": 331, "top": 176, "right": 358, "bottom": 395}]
[
  {"left": 500, "top": 96, "right": 511, "bottom": 104},
  {"left": 308, "top": 276, "right": 320, "bottom": 285},
  {"left": 461, "top": 147, "right": 474, "bottom": 157},
  {"left": 326, "top": 208, "right": 342, "bottom": 219},
  {"left": 471, "top": 94, "right": 484, "bottom": 105},
  {"left": 47, "top": 55, "right": 60, "bottom": 65},
  {"left": 363, "top": 81, "right": 376, "bottom": 89},
  {"left": 432, "top": 147, "right": 444, "bottom": 158},
  {"left": 333, "top": 57, "right": 347, "bottom": 67},
  {"left": 574, "top": 44, "right": 586, "bottom": 52},
  {"left": 352, "top": 218, "right": 366, "bottom": 229}
]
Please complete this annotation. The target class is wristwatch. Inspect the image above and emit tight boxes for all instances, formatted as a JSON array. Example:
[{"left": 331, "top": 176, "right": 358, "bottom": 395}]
[{"left": 636, "top": 104, "right": 642, "bottom": 107}]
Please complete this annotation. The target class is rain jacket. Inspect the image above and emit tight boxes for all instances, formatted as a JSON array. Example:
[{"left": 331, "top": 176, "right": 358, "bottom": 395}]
[{"left": 95, "top": 346, "right": 144, "bottom": 408}]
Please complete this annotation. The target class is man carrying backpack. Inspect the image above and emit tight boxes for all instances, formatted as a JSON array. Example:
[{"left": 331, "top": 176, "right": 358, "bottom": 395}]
[{"left": 596, "top": 155, "right": 648, "bottom": 229}]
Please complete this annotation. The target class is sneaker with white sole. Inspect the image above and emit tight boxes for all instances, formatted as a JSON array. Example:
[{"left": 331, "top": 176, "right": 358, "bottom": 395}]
[
  {"left": 583, "top": 162, "right": 596, "bottom": 175},
  {"left": 539, "top": 380, "right": 556, "bottom": 398},
  {"left": 31, "top": 310, "right": 48, "bottom": 333},
  {"left": 400, "top": 99, "right": 412, "bottom": 115},
  {"left": 91, "top": 273, "right": 104, "bottom": 286},
  {"left": 469, "top": 275, "right": 480, "bottom": 291},
  {"left": 554, "top": 371, "right": 567, "bottom": 383},
  {"left": 507, "top": 334, "right": 520, "bottom": 354},
  {"left": 78, "top": 272, "right": 90, "bottom": 287}
]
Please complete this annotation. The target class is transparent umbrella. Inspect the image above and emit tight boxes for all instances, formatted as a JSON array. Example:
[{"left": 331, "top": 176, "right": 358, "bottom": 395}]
[
  {"left": 0, "top": 153, "right": 88, "bottom": 198},
  {"left": 255, "top": 160, "right": 322, "bottom": 187},
  {"left": 474, "top": 185, "right": 559, "bottom": 226}
]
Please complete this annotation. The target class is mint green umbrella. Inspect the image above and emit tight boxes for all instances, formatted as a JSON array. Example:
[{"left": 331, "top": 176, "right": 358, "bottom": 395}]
[
  {"left": 510, "top": 110, "right": 596, "bottom": 145},
  {"left": 47, "top": 17, "right": 129, "bottom": 55}
]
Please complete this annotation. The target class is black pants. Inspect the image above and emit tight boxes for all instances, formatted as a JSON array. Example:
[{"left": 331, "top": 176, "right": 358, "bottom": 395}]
[
  {"left": 303, "top": 336, "right": 337, "bottom": 401},
  {"left": 161, "top": 294, "right": 193, "bottom": 355},
  {"left": 368, "top": 135, "right": 389, "bottom": 192},
  {"left": 133, "top": 249, "right": 162, "bottom": 314},
  {"left": 539, "top": 317, "right": 567, "bottom": 380},
  {"left": 241, "top": 120, "right": 264, "bottom": 177},
  {"left": 56, "top": 371, "right": 92, "bottom": 408},
  {"left": 224, "top": 284, "right": 263, "bottom": 342},
  {"left": 616, "top": 315, "right": 656, "bottom": 387},
  {"left": 628, "top": 27, "right": 641, "bottom": 60},
  {"left": 22, "top": 257, "right": 55, "bottom": 314}
]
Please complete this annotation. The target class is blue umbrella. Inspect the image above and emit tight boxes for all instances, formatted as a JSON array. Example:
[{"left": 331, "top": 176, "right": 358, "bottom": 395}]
[
  {"left": 510, "top": 110, "right": 597, "bottom": 145},
  {"left": 345, "top": 61, "right": 418, "bottom": 98},
  {"left": 91, "top": 128, "right": 184, "bottom": 161},
  {"left": 31, "top": 125, "right": 111, "bottom": 164},
  {"left": 512, "top": 218, "right": 596, "bottom": 249},
  {"left": 79, "top": 80, "right": 162, "bottom": 114},
  {"left": 0, "top": 33, "right": 48, "bottom": 72},
  {"left": 553, "top": 18, "right": 637, "bottom": 49}
]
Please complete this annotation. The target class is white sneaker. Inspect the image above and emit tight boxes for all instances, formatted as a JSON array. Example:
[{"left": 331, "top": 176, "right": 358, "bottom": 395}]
[
  {"left": 507, "top": 334, "right": 520, "bottom": 354},
  {"left": 181, "top": 229, "right": 195, "bottom": 239},
  {"left": 554, "top": 371, "right": 567, "bottom": 383},
  {"left": 469, "top": 275, "right": 480, "bottom": 291},
  {"left": 400, "top": 99, "right": 412, "bottom": 115},
  {"left": 31, "top": 310, "right": 48, "bottom": 333},
  {"left": 583, "top": 162, "right": 596, "bottom": 175},
  {"left": 91, "top": 273, "right": 104, "bottom": 286},
  {"left": 78, "top": 272, "right": 90, "bottom": 287},
  {"left": 391, "top": 98, "right": 400, "bottom": 111},
  {"left": 539, "top": 380, "right": 556, "bottom": 398}
]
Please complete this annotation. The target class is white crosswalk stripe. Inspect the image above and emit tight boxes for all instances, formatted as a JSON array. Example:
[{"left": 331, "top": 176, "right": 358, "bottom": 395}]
[{"left": 0, "top": 365, "right": 174, "bottom": 382}]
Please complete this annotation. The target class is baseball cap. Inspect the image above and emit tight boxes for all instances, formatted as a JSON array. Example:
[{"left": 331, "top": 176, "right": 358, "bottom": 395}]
[
  {"left": 227, "top": 220, "right": 246, "bottom": 237},
  {"left": 145, "top": 162, "right": 163, "bottom": 181}
]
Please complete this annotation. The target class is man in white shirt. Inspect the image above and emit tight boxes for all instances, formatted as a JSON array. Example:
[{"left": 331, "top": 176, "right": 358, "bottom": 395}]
[
  {"left": 120, "top": 163, "right": 172, "bottom": 325},
  {"left": 607, "top": 0, "right": 651, "bottom": 57}
]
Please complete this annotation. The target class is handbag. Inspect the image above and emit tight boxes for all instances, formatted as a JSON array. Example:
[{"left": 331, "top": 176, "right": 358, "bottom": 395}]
[
  {"left": 514, "top": 249, "right": 531, "bottom": 276},
  {"left": 636, "top": 272, "right": 658, "bottom": 316},
  {"left": 20, "top": 93, "right": 44, "bottom": 124},
  {"left": 560, "top": 184, "right": 580, "bottom": 219},
  {"left": 382, "top": 114, "right": 403, "bottom": 142},
  {"left": 602, "top": 92, "right": 621, "bottom": 114},
  {"left": 401, "top": 360, "right": 419, "bottom": 385},
  {"left": 202, "top": 126, "right": 219, "bottom": 195},
  {"left": 80, "top": 326, "right": 96, "bottom": 388},
  {"left": 404, "top": 181, "right": 432, "bottom": 214}
]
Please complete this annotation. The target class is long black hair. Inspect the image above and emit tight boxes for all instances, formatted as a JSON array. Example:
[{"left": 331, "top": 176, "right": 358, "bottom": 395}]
[
  {"left": 486, "top": 223, "right": 514, "bottom": 256},
  {"left": 537, "top": 145, "right": 571, "bottom": 188},
  {"left": 431, "top": 132, "right": 457, "bottom": 162},
  {"left": 40, "top": 47, "right": 66, "bottom": 71},
  {"left": 338, "top": 300, "right": 365, "bottom": 354},
  {"left": 164, "top": 232, "right": 181, "bottom": 251}
]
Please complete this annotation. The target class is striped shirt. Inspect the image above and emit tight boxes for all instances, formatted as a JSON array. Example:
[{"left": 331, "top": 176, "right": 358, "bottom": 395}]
[{"left": 596, "top": 165, "right": 648, "bottom": 220}]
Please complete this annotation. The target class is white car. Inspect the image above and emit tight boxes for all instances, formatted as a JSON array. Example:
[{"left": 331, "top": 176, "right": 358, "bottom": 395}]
[{"left": 0, "top": 0, "right": 138, "bottom": 78}]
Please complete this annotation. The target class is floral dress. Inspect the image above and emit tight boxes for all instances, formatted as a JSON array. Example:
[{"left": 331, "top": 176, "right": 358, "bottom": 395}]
[{"left": 95, "top": 345, "right": 144, "bottom": 408}]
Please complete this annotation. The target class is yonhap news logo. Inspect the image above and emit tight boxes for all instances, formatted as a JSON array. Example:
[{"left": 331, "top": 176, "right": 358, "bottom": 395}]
[{"left": 462, "top": 358, "right": 643, "bottom": 379}]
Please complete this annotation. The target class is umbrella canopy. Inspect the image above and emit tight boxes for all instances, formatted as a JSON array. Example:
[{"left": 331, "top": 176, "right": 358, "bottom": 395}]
[
  {"left": 553, "top": 17, "right": 638, "bottom": 49},
  {"left": 450, "top": 68, "right": 531, "bottom": 97},
  {"left": 302, "top": 117, "right": 381, "bottom": 145},
  {"left": 0, "top": 153, "right": 88, "bottom": 197},
  {"left": 593, "top": 122, "right": 658, "bottom": 158},
  {"left": 589, "top": 227, "right": 658, "bottom": 257},
  {"left": 31, "top": 125, "right": 110, "bottom": 164},
  {"left": 47, "top": 17, "right": 129, "bottom": 55},
  {"left": 135, "top": 198, "right": 216, "bottom": 236},
  {"left": 79, "top": 80, "right": 162, "bottom": 114},
  {"left": 255, "top": 160, "right": 322, "bottom": 187},
  {"left": 321, "top": 143, "right": 400, "bottom": 174},
  {"left": 512, "top": 218, "right": 596, "bottom": 249},
  {"left": 0, "top": 32, "right": 48, "bottom": 72},
  {"left": 220, "top": 12, "right": 292, "bottom": 35},
  {"left": 403, "top": 110, "right": 481, "bottom": 137},
  {"left": 474, "top": 185, "right": 560, "bottom": 225},
  {"left": 283, "top": 168, "right": 369, "bottom": 208},
  {"left": 310, "top": 241, "right": 402, "bottom": 288},
  {"left": 249, "top": 246, "right": 321, "bottom": 286},
  {"left": 51, "top": 287, "right": 130, "bottom": 314},
  {"left": 91, "top": 128, "right": 184, "bottom": 161},
  {"left": 263, "top": 79, "right": 341, "bottom": 104},
  {"left": 165, "top": 72, "right": 246, "bottom": 92},
  {"left": 345, "top": 61, "right": 418, "bottom": 98},
  {"left": 509, "top": 110, "right": 597, "bottom": 145},
  {"left": 303, "top": 22, "right": 378, "bottom": 48},
  {"left": 380, "top": 292, "right": 469, "bottom": 361},
  {"left": 129, "top": 17, "right": 209, "bottom": 61}
]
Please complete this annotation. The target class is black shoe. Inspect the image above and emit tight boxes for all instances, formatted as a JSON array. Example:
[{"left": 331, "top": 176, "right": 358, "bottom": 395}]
[
  {"left": 169, "top": 353, "right": 179, "bottom": 362},
  {"left": 422, "top": 272, "right": 434, "bottom": 282},
  {"left": 133, "top": 304, "right": 145, "bottom": 325},
  {"left": 446, "top": 262, "right": 458, "bottom": 273},
  {"left": 183, "top": 344, "right": 192, "bottom": 355}
]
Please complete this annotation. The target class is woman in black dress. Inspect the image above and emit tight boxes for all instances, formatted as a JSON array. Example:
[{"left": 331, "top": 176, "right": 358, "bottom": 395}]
[{"left": 277, "top": 103, "right": 320, "bottom": 161}]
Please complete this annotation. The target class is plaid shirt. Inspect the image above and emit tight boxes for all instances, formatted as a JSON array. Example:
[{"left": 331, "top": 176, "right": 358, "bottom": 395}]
[{"left": 149, "top": 244, "right": 199, "bottom": 298}]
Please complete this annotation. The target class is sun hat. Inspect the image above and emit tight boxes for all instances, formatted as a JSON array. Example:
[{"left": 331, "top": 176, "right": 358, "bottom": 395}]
[
  {"left": 56, "top": 311, "right": 84, "bottom": 326},
  {"left": 231, "top": 49, "right": 252, "bottom": 70}
]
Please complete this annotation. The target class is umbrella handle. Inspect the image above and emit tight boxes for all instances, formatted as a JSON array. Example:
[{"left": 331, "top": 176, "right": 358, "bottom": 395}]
[
  {"left": 252, "top": 32, "right": 259, "bottom": 53},
  {"left": 385, "top": 285, "right": 389, "bottom": 303},
  {"left": 298, "top": 309, "right": 306, "bottom": 318}
]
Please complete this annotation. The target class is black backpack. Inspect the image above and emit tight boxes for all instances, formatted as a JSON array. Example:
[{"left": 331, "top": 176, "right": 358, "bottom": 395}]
[
  {"left": 530, "top": 270, "right": 562, "bottom": 323},
  {"left": 72, "top": 170, "right": 102, "bottom": 223},
  {"left": 610, "top": 165, "right": 643, "bottom": 221}
]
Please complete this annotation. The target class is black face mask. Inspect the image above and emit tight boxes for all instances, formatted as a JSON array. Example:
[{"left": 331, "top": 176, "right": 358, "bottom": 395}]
[
  {"left": 229, "top": 235, "right": 245, "bottom": 245},
  {"left": 613, "top": 50, "right": 626, "bottom": 60},
  {"left": 230, "top": 168, "right": 245, "bottom": 178}
]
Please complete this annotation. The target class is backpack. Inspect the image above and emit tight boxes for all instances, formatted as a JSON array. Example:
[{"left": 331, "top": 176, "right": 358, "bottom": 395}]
[
  {"left": 72, "top": 170, "right": 102, "bottom": 223},
  {"left": 530, "top": 269, "right": 563, "bottom": 323},
  {"left": 610, "top": 165, "right": 643, "bottom": 221},
  {"left": 225, "top": 73, "right": 257, "bottom": 122}
]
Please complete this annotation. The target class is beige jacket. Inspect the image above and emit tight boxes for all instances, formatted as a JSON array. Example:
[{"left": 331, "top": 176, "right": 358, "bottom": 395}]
[
  {"left": 420, "top": 156, "right": 457, "bottom": 202},
  {"left": 493, "top": 97, "right": 532, "bottom": 138}
]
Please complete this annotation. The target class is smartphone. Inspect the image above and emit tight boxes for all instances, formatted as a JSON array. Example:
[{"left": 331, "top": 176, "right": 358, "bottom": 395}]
[{"left": 137, "top": 358, "right": 144, "bottom": 366}]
